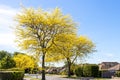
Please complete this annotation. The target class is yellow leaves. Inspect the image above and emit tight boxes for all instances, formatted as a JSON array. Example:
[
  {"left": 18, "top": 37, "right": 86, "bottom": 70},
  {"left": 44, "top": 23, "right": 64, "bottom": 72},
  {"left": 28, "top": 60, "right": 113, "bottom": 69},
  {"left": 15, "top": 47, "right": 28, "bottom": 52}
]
[
  {"left": 54, "top": 33, "right": 77, "bottom": 49},
  {"left": 16, "top": 8, "right": 44, "bottom": 27},
  {"left": 13, "top": 54, "right": 37, "bottom": 69},
  {"left": 76, "top": 36, "right": 95, "bottom": 56},
  {"left": 47, "top": 34, "right": 96, "bottom": 63},
  {"left": 45, "top": 53, "right": 64, "bottom": 62},
  {"left": 47, "top": 34, "right": 77, "bottom": 61},
  {"left": 78, "top": 36, "right": 95, "bottom": 48},
  {"left": 16, "top": 7, "right": 76, "bottom": 33},
  {"left": 18, "top": 39, "right": 37, "bottom": 50},
  {"left": 15, "top": 7, "right": 77, "bottom": 59}
]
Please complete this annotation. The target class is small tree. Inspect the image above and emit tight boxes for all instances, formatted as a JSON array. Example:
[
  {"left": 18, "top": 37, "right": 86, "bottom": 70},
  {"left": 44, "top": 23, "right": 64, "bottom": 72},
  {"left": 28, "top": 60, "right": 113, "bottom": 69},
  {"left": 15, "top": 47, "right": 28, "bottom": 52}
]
[{"left": 49, "top": 35, "right": 95, "bottom": 77}]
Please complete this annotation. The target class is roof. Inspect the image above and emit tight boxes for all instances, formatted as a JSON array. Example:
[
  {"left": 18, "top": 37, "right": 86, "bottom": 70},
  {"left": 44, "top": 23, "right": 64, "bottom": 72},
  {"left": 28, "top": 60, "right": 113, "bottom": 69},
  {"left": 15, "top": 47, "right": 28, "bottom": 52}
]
[
  {"left": 108, "top": 64, "right": 120, "bottom": 71},
  {"left": 99, "top": 62, "right": 120, "bottom": 71}
]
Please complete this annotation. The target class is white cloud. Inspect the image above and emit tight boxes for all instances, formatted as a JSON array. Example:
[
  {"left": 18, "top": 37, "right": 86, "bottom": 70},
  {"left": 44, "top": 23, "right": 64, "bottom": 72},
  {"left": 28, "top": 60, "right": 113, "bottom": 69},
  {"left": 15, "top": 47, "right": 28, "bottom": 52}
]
[{"left": 0, "top": 5, "right": 18, "bottom": 51}]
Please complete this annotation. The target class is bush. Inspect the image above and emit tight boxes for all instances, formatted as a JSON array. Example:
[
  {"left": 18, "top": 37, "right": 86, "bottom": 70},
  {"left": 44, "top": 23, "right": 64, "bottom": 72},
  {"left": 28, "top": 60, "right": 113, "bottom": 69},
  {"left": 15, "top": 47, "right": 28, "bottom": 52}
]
[
  {"left": 0, "top": 69, "right": 24, "bottom": 80},
  {"left": 0, "top": 51, "right": 16, "bottom": 69},
  {"left": 75, "top": 64, "right": 99, "bottom": 77},
  {"left": 83, "top": 64, "right": 92, "bottom": 77},
  {"left": 91, "top": 65, "right": 99, "bottom": 77},
  {"left": 115, "top": 71, "right": 120, "bottom": 77},
  {"left": 98, "top": 71, "right": 102, "bottom": 77},
  {"left": 74, "top": 66, "right": 83, "bottom": 77},
  {"left": 0, "top": 71, "right": 24, "bottom": 80}
]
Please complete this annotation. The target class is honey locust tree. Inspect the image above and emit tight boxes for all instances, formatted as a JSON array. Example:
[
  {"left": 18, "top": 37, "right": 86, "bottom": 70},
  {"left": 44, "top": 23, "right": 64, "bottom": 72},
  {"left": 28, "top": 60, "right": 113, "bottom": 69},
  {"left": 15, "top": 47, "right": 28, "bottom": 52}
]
[
  {"left": 49, "top": 34, "right": 95, "bottom": 77},
  {"left": 15, "top": 7, "right": 76, "bottom": 80}
]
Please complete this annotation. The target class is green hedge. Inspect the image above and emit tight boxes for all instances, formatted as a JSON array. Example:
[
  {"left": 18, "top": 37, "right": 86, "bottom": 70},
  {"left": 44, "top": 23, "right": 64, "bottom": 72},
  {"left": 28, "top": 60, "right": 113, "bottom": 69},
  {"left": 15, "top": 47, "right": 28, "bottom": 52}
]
[
  {"left": 75, "top": 64, "right": 99, "bottom": 77},
  {"left": 74, "top": 66, "right": 83, "bottom": 77},
  {"left": 91, "top": 65, "right": 99, "bottom": 77},
  {"left": 115, "top": 71, "right": 120, "bottom": 77},
  {"left": 0, "top": 71, "right": 24, "bottom": 80}
]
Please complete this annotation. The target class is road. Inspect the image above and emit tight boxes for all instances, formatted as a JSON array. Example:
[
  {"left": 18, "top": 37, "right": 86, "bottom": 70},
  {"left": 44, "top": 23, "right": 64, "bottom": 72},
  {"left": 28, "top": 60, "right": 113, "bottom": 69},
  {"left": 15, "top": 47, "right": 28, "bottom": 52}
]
[
  {"left": 24, "top": 74, "right": 80, "bottom": 80},
  {"left": 24, "top": 74, "right": 120, "bottom": 80}
]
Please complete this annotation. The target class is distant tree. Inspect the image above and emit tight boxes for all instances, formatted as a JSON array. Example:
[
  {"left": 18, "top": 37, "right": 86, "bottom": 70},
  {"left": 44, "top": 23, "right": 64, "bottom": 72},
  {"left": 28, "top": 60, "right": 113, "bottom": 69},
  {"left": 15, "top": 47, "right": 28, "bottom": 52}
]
[
  {"left": 15, "top": 7, "right": 76, "bottom": 80},
  {"left": 0, "top": 50, "right": 11, "bottom": 60},
  {"left": 0, "top": 50, "right": 15, "bottom": 69}
]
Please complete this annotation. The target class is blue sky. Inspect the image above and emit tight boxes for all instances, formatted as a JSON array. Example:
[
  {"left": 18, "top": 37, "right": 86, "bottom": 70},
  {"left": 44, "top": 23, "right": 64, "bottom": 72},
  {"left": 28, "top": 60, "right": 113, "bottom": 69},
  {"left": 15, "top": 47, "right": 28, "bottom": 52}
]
[{"left": 0, "top": 0, "right": 120, "bottom": 64}]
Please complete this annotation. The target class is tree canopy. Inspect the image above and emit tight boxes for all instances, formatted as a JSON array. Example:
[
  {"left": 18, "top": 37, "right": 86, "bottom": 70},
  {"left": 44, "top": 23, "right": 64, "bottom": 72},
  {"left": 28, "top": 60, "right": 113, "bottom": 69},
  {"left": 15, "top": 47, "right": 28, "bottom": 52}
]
[{"left": 47, "top": 34, "right": 95, "bottom": 77}]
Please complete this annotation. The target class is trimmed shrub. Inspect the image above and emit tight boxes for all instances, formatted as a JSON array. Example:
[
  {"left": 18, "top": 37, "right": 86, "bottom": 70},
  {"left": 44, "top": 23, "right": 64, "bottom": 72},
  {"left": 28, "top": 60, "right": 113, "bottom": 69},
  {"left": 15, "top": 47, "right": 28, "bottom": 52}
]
[
  {"left": 83, "top": 64, "right": 92, "bottom": 77},
  {"left": 91, "top": 65, "right": 99, "bottom": 77},
  {"left": 115, "top": 71, "right": 120, "bottom": 77},
  {"left": 74, "top": 66, "right": 83, "bottom": 77},
  {"left": 83, "top": 64, "right": 99, "bottom": 77},
  {"left": 98, "top": 71, "right": 102, "bottom": 77},
  {"left": 0, "top": 71, "right": 24, "bottom": 80},
  {"left": 0, "top": 69, "right": 24, "bottom": 80},
  {"left": 75, "top": 64, "right": 99, "bottom": 77}
]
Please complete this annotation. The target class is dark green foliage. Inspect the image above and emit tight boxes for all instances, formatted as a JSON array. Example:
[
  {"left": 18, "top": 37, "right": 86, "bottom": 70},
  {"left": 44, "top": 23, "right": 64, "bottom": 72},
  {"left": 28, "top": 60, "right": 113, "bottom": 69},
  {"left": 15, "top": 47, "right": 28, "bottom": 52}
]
[
  {"left": 115, "top": 71, "right": 120, "bottom": 77},
  {"left": 0, "top": 50, "right": 11, "bottom": 60},
  {"left": 0, "top": 56, "right": 16, "bottom": 69},
  {"left": 74, "top": 66, "right": 83, "bottom": 77},
  {"left": 0, "top": 50, "right": 16, "bottom": 69},
  {"left": 98, "top": 71, "right": 102, "bottom": 77},
  {"left": 0, "top": 71, "right": 24, "bottom": 80},
  {"left": 25, "top": 68, "right": 31, "bottom": 73},
  {"left": 25, "top": 68, "right": 39, "bottom": 74},
  {"left": 91, "top": 65, "right": 99, "bottom": 77},
  {"left": 83, "top": 64, "right": 99, "bottom": 77},
  {"left": 75, "top": 64, "right": 99, "bottom": 77},
  {"left": 83, "top": 64, "right": 92, "bottom": 77}
]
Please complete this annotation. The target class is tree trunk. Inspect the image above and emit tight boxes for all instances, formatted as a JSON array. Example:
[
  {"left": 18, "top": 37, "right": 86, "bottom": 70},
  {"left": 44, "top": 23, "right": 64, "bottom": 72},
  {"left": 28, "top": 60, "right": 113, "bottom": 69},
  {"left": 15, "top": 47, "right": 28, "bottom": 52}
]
[
  {"left": 67, "top": 61, "right": 71, "bottom": 77},
  {"left": 42, "top": 53, "right": 45, "bottom": 80}
]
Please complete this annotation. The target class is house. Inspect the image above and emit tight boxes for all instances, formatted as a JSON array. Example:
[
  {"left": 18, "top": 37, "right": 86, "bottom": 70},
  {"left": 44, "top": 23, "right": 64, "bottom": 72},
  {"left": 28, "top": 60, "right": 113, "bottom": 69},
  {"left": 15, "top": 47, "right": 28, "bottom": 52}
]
[
  {"left": 99, "top": 62, "right": 120, "bottom": 78},
  {"left": 99, "top": 62, "right": 119, "bottom": 70}
]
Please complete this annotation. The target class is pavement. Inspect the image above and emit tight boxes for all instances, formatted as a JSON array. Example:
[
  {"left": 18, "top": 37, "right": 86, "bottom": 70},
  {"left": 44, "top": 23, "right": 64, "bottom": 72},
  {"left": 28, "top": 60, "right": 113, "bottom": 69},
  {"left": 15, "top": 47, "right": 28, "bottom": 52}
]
[
  {"left": 24, "top": 74, "right": 120, "bottom": 80},
  {"left": 24, "top": 74, "right": 80, "bottom": 80}
]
